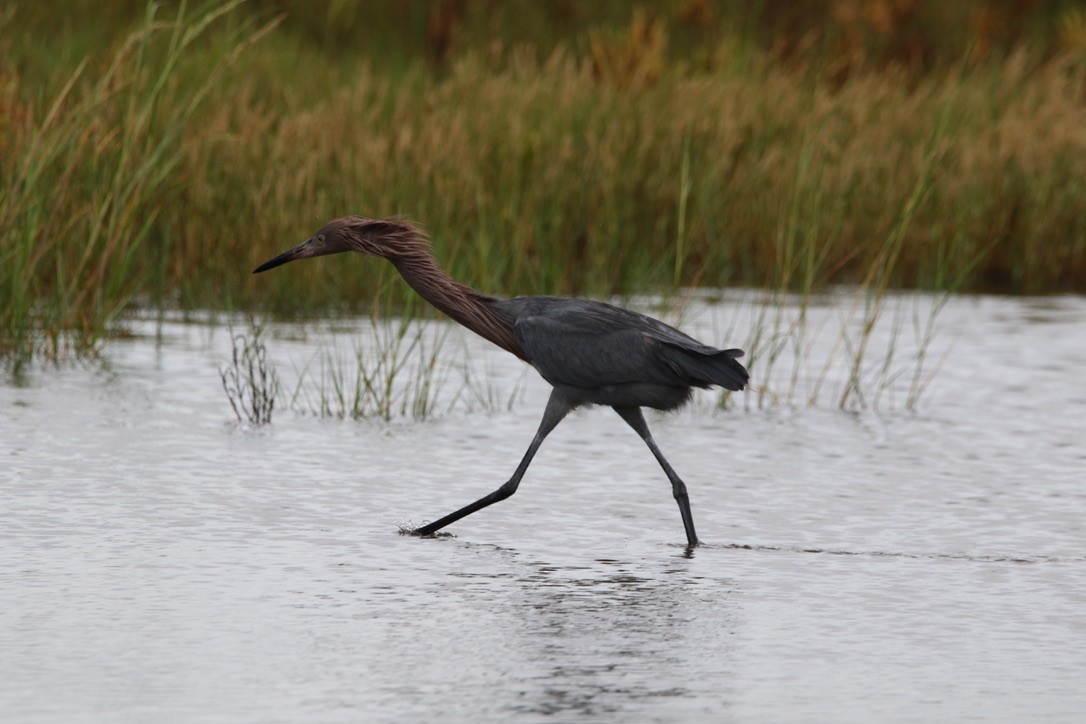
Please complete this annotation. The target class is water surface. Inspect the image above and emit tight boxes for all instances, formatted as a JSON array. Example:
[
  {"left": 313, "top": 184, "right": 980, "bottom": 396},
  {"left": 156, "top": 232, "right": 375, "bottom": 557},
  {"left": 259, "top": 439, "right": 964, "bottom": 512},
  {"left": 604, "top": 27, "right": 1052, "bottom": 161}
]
[{"left": 2, "top": 293, "right": 1085, "bottom": 722}]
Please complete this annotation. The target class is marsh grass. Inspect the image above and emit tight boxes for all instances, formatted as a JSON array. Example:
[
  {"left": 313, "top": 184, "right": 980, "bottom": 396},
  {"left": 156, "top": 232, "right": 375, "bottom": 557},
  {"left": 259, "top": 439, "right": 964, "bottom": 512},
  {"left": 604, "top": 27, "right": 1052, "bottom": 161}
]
[
  {"left": 455, "top": 357, "right": 532, "bottom": 416},
  {"left": 0, "top": 0, "right": 279, "bottom": 366},
  {"left": 271, "top": 281, "right": 948, "bottom": 422},
  {"left": 220, "top": 321, "right": 278, "bottom": 425},
  {"left": 208, "top": 48, "right": 1084, "bottom": 310},
  {"left": 286, "top": 313, "right": 454, "bottom": 422},
  {"left": 3, "top": 1, "right": 1085, "bottom": 372},
  {"left": 710, "top": 98, "right": 979, "bottom": 412},
  {"left": 282, "top": 309, "right": 538, "bottom": 422},
  {"left": 733, "top": 289, "right": 951, "bottom": 413}
]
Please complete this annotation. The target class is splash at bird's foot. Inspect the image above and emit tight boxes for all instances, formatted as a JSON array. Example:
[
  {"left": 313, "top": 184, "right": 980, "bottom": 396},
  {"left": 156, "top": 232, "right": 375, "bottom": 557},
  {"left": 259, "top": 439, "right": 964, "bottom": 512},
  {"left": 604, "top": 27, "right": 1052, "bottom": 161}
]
[{"left": 398, "top": 525, "right": 454, "bottom": 539}]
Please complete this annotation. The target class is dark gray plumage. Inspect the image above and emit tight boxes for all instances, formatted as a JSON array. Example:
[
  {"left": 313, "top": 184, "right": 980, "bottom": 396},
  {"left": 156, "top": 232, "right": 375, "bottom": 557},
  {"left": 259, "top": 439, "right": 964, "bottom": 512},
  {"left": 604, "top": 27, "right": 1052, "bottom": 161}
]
[{"left": 253, "top": 216, "right": 749, "bottom": 547}]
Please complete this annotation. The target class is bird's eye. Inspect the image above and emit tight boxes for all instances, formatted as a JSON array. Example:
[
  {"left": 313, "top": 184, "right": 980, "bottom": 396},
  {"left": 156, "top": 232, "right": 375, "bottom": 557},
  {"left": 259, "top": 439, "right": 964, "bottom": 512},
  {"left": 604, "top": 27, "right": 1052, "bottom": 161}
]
[{"left": 316, "top": 234, "right": 325, "bottom": 244}]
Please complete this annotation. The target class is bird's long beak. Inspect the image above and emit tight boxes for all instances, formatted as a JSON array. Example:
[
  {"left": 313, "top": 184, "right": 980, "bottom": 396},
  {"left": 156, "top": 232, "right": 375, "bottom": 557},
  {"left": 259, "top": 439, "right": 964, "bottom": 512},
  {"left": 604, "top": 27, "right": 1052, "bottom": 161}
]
[{"left": 252, "top": 237, "right": 316, "bottom": 274}]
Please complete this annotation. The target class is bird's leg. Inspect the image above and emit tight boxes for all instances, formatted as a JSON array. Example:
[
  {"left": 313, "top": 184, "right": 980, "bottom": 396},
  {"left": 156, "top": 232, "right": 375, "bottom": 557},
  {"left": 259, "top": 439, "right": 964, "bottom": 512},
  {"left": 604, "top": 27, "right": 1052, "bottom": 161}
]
[
  {"left": 613, "top": 406, "right": 700, "bottom": 547},
  {"left": 412, "top": 390, "right": 571, "bottom": 537}
]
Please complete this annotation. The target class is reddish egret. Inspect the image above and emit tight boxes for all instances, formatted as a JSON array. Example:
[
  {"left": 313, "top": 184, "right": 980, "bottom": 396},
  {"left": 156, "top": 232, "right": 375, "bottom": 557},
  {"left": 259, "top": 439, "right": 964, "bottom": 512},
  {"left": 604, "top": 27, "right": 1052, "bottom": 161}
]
[{"left": 254, "top": 217, "right": 748, "bottom": 546}]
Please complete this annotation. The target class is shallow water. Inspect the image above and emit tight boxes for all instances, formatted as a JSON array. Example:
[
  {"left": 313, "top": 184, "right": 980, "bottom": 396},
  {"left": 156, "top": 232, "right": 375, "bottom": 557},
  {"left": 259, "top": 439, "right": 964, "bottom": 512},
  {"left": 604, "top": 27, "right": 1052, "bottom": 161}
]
[{"left": 2, "top": 293, "right": 1085, "bottom": 722}]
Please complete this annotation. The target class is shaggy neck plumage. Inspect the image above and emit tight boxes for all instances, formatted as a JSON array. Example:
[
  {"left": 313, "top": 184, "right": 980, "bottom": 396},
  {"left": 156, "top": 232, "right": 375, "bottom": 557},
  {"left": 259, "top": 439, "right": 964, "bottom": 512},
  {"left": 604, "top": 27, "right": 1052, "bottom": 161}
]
[{"left": 383, "top": 236, "right": 526, "bottom": 361}]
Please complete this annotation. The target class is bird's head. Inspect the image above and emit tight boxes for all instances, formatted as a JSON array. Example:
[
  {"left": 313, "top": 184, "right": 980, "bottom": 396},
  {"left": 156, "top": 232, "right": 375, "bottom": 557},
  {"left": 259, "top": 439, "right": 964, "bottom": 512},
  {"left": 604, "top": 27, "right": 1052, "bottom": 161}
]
[{"left": 252, "top": 216, "right": 425, "bottom": 273}]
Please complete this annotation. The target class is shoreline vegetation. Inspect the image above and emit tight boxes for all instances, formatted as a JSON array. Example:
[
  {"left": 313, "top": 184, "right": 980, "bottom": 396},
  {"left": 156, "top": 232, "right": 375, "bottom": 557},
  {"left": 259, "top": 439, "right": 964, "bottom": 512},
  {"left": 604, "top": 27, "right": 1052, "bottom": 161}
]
[{"left": 2, "top": 0, "right": 1085, "bottom": 370}]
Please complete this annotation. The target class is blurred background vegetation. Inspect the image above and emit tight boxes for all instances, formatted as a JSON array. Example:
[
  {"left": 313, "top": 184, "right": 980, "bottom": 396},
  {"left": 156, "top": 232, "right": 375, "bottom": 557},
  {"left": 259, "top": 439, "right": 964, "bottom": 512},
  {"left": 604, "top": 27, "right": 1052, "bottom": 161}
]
[{"left": 2, "top": 0, "right": 1085, "bottom": 362}]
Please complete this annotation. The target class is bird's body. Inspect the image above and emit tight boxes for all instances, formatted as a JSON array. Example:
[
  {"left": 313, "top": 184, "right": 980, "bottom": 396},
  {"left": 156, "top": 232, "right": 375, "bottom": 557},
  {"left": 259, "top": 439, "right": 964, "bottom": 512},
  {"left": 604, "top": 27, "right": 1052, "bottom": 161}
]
[
  {"left": 496, "top": 295, "right": 747, "bottom": 411},
  {"left": 254, "top": 216, "right": 748, "bottom": 547}
]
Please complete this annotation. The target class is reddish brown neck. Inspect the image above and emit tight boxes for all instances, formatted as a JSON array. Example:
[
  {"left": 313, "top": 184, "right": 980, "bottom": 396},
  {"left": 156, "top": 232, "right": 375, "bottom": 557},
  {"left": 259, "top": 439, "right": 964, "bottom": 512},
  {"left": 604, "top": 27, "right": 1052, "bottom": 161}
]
[{"left": 390, "top": 251, "right": 525, "bottom": 360}]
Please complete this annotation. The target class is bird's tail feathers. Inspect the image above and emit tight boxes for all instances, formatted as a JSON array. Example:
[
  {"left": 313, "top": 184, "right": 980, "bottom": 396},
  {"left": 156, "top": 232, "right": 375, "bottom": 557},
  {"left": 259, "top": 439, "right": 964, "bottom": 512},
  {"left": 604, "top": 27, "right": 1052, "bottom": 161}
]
[{"left": 662, "top": 345, "right": 749, "bottom": 391}]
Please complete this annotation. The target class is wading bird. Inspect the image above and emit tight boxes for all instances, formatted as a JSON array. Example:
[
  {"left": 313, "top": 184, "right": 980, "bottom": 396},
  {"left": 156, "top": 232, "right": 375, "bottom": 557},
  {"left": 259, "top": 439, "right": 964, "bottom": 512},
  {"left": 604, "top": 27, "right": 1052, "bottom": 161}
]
[{"left": 253, "top": 217, "right": 748, "bottom": 547}]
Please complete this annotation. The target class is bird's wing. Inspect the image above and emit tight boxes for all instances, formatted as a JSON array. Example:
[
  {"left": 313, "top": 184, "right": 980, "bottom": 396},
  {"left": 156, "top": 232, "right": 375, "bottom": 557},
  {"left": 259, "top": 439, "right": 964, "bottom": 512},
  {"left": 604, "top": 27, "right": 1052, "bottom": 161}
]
[
  {"left": 513, "top": 314, "right": 681, "bottom": 389},
  {"left": 507, "top": 297, "right": 749, "bottom": 391}
]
